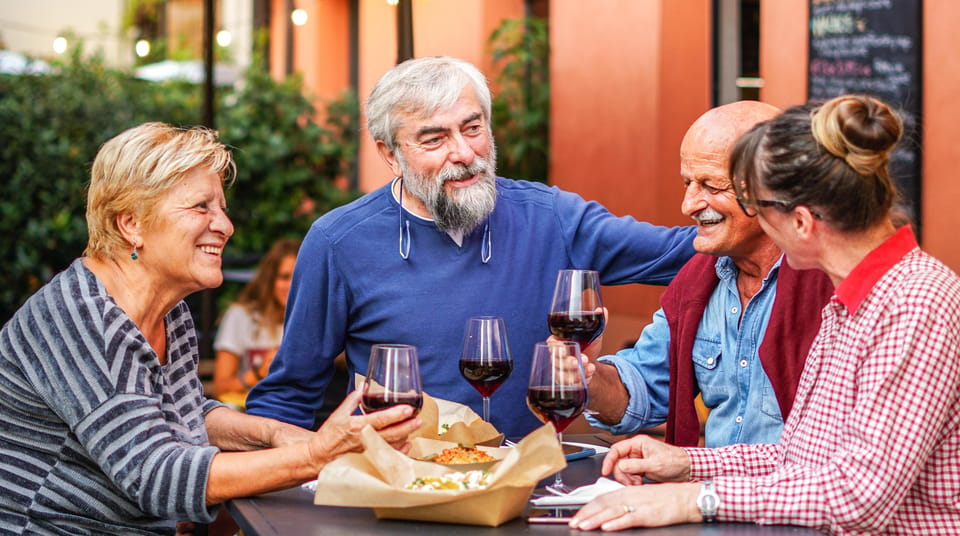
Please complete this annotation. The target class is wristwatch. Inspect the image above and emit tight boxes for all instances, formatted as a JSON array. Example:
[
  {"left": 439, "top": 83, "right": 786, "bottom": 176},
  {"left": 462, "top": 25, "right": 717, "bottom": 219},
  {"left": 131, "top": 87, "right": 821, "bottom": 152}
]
[{"left": 696, "top": 479, "right": 720, "bottom": 523}]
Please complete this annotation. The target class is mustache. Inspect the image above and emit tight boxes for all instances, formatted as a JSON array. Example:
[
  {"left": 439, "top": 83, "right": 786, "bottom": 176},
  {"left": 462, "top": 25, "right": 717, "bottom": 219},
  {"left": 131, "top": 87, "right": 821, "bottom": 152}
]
[
  {"left": 437, "top": 158, "right": 490, "bottom": 184},
  {"left": 692, "top": 208, "right": 724, "bottom": 223}
]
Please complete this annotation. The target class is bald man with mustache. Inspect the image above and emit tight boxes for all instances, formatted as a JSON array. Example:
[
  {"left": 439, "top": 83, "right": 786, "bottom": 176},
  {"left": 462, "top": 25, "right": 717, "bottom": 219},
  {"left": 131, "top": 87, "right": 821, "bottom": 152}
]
[{"left": 583, "top": 101, "right": 834, "bottom": 447}]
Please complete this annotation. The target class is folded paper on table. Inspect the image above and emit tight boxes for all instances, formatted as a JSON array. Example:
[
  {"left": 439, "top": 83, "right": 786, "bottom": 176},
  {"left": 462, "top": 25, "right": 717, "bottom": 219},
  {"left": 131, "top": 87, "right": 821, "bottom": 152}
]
[
  {"left": 529, "top": 477, "right": 625, "bottom": 507},
  {"left": 353, "top": 373, "right": 503, "bottom": 446},
  {"left": 313, "top": 422, "right": 566, "bottom": 526}
]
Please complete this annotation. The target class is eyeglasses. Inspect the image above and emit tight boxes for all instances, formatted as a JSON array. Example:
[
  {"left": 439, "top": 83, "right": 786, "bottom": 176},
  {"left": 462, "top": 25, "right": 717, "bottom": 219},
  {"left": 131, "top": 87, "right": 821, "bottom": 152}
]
[
  {"left": 736, "top": 196, "right": 793, "bottom": 217},
  {"left": 736, "top": 195, "right": 826, "bottom": 220}
]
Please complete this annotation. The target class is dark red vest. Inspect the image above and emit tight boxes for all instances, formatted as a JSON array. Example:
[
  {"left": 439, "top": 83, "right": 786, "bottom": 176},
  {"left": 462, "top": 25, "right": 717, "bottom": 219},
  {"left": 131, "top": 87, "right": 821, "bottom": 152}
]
[{"left": 660, "top": 253, "right": 834, "bottom": 446}]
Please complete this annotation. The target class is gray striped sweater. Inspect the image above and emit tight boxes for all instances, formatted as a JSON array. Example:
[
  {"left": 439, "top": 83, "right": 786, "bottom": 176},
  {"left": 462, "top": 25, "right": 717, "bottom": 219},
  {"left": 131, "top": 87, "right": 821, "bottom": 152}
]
[{"left": 0, "top": 259, "right": 222, "bottom": 535}]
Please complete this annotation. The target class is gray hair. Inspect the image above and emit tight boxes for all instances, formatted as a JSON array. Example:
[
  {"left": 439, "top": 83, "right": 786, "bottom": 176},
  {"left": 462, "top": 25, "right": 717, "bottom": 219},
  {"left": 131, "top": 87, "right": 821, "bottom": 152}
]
[{"left": 365, "top": 56, "right": 493, "bottom": 151}]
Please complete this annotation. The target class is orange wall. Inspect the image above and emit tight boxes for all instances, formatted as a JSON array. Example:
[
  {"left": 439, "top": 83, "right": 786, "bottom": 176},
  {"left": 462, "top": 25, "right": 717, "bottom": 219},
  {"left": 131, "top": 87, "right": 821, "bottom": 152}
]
[
  {"left": 550, "top": 0, "right": 711, "bottom": 352},
  {"left": 758, "top": 0, "right": 807, "bottom": 108},
  {"left": 295, "top": 0, "right": 350, "bottom": 109},
  {"left": 921, "top": 0, "right": 960, "bottom": 271}
]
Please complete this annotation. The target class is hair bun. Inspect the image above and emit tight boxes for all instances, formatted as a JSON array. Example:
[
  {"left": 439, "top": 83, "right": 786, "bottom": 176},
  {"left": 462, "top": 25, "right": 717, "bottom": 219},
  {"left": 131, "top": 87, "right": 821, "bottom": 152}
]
[{"left": 810, "top": 95, "right": 903, "bottom": 176}]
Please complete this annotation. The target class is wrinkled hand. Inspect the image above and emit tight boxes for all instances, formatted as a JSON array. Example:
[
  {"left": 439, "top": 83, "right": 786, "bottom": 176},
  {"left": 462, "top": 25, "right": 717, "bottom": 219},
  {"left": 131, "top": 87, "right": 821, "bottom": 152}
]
[
  {"left": 568, "top": 482, "right": 700, "bottom": 531},
  {"left": 601, "top": 435, "right": 691, "bottom": 485},
  {"left": 307, "top": 390, "right": 421, "bottom": 469}
]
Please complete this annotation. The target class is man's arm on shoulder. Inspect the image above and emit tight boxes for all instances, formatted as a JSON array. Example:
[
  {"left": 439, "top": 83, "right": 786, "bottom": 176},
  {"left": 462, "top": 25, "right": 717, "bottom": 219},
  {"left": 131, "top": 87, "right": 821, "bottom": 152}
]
[{"left": 552, "top": 187, "right": 697, "bottom": 286}]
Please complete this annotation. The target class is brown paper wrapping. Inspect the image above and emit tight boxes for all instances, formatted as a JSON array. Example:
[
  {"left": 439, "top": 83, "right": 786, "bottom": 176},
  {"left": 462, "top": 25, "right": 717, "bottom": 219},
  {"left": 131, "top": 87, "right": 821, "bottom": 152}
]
[{"left": 313, "top": 423, "right": 566, "bottom": 526}]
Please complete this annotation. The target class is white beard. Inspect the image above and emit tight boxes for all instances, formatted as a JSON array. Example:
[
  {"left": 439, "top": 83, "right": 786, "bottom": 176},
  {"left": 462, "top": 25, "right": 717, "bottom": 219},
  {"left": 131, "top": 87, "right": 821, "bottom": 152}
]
[{"left": 399, "top": 141, "right": 498, "bottom": 234}]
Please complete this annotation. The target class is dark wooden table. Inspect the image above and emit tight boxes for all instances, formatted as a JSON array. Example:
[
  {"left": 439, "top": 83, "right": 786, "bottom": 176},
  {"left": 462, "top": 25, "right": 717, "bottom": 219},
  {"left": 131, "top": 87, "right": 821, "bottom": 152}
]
[{"left": 226, "top": 434, "right": 818, "bottom": 535}]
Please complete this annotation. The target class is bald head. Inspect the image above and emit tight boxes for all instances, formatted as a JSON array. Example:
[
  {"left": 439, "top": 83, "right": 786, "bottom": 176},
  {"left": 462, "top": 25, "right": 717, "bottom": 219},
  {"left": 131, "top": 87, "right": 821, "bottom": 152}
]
[{"left": 680, "top": 101, "right": 780, "bottom": 163}]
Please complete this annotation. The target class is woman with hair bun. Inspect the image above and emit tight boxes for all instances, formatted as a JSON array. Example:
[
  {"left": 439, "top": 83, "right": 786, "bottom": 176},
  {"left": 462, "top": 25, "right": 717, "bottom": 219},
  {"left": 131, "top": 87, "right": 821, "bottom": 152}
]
[{"left": 569, "top": 95, "right": 960, "bottom": 534}]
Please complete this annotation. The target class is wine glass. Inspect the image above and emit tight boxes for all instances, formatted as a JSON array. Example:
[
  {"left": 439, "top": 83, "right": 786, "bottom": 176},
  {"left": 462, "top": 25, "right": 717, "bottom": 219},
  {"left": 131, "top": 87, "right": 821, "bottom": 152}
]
[
  {"left": 459, "top": 316, "right": 513, "bottom": 423},
  {"left": 548, "top": 269, "right": 605, "bottom": 349},
  {"left": 360, "top": 344, "right": 423, "bottom": 416},
  {"left": 526, "top": 340, "right": 589, "bottom": 493}
]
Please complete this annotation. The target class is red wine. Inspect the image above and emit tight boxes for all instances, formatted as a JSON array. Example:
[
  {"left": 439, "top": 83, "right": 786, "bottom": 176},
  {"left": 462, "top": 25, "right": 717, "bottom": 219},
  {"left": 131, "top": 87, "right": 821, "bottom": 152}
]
[
  {"left": 459, "top": 359, "right": 513, "bottom": 398},
  {"left": 526, "top": 385, "right": 588, "bottom": 433},
  {"left": 361, "top": 392, "right": 423, "bottom": 415},
  {"left": 548, "top": 311, "right": 605, "bottom": 346}
]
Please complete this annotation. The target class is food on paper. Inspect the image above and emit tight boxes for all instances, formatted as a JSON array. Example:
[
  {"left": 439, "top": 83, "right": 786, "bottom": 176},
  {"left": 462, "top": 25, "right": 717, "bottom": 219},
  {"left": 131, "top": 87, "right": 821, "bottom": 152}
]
[
  {"left": 405, "top": 470, "right": 492, "bottom": 491},
  {"left": 431, "top": 446, "right": 495, "bottom": 464}
]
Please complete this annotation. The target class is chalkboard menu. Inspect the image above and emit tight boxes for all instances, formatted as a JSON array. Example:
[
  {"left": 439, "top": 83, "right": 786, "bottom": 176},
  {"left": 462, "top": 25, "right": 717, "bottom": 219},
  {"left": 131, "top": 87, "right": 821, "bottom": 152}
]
[{"left": 808, "top": 0, "right": 923, "bottom": 225}]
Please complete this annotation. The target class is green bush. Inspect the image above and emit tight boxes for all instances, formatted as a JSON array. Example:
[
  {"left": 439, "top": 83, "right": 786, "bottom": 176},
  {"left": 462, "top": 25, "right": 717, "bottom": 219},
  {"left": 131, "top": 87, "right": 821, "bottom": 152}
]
[
  {"left": 0, "top": 45, "right": 358, "bottom": 321},
  {"left": 488, "top": 16, "right": 549, "bottom": 183}
]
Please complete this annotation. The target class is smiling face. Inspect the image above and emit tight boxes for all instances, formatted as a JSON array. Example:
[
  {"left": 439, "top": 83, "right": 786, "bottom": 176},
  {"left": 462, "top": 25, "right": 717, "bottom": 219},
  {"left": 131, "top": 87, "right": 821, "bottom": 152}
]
[
  {"left": 379, "top": 85, "right": 498, "bottom": 233},
  {"left": 678, "top": 101, "right": 782, "bottom": 261},
  {"left": 137, "top": 167, "right": 234, "bottom": 297},
  {"left": 680, "top": 131, "right": 768, "bottom": 260}
]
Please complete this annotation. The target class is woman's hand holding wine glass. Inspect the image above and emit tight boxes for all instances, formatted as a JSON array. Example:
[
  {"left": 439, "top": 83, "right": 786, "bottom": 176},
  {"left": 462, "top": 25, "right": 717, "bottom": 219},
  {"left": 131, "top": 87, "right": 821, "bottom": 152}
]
[{"left": 360, "top": 344, "right": 424, "bottom": 416}]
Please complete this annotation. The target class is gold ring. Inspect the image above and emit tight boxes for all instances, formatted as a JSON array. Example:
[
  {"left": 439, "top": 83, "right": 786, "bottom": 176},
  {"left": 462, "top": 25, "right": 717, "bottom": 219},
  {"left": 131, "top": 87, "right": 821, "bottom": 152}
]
[{"left": 622, "top": 504, "right": 635, "bottom": 515}]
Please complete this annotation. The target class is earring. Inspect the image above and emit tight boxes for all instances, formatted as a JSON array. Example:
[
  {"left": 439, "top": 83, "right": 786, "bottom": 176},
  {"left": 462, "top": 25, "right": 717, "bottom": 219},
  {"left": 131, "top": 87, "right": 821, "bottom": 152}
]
[{"left": 131, "top": 245, "right": 139, "bottom": 261}]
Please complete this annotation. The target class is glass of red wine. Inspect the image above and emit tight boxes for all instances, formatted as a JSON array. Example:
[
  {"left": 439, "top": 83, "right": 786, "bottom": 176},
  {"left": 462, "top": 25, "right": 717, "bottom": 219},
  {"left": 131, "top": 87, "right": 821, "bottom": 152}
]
[
  {"left": 459, "top": 316, "right": 513, "bottom": 423},
  {"left": 360, "top": 344, "right": 423, "bottom": 416},
  {"left": 548, "top": 269, "right": 605, "bottom": 349},
  {"left": 526, "top": 340, "right": 588, "bottom": 493}
]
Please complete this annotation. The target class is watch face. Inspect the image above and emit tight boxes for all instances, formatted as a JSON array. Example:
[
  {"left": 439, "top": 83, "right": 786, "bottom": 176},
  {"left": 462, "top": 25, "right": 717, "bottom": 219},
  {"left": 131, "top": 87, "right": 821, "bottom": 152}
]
[{"left": 701, "top": 494, "right": 719, "bottom": 511}]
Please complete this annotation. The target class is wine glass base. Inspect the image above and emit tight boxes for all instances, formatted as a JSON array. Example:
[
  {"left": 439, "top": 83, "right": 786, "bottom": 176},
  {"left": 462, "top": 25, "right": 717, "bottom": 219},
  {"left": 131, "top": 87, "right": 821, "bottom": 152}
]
[{"left": 545, "top": 482, "right": 575, "bottom": 495}]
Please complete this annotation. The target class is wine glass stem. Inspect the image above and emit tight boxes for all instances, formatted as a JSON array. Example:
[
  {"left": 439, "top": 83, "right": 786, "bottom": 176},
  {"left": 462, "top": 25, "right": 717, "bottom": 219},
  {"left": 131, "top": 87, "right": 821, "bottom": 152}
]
[
  {"left": 555, "top": 431, "right": 564, "bottom": 487},
  {"left": 482, "top": 396, "right": 490, "bottom": 422}
]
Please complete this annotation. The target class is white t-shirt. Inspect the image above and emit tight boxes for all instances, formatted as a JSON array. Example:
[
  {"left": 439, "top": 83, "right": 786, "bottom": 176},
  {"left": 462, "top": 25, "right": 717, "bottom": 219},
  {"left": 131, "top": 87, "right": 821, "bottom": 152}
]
[{"left": 213, "top": 304, "right": 282, "bottom": 381}]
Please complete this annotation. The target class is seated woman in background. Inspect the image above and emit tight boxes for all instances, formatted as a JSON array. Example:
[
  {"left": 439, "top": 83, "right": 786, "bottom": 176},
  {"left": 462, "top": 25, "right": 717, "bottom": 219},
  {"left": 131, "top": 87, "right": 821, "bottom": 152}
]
[
  {"left": 0, "top": 122, "right": 420, "bottom": 535},
  {"left": 214, "top": 237, "right": 300, "bottom": 409},
  {"left": 569, "top": 94, "right": 960, "bottom": 534}
]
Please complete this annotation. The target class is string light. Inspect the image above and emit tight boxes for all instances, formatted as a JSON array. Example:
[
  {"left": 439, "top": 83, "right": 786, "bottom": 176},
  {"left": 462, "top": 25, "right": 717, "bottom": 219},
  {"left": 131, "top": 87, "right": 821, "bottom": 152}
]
[
  {"left": 52, "top": 36, "right": 67, "bottom": 54},
  {"left": 291, "top": 9, "right": 308, "bottom": 26},
  {"left": 135, "top": 39, "right": 150, "bottom": 57},
  {"left": 216, "top": 29, "right": 232, "bottom": 47}
]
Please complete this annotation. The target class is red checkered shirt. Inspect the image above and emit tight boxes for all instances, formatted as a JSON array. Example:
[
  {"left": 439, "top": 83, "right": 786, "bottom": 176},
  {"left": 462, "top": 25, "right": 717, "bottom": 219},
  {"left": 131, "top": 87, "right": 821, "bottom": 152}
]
[{"left": 686, "top": 227, "right": 960, "bottom": 534}]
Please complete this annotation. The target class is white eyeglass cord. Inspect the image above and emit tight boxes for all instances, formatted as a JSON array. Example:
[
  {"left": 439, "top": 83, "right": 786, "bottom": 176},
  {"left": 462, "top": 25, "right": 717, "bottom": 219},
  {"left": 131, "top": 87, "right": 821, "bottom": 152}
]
[{"left": 396, "top": 176, "right": 491, "bottom": 264}]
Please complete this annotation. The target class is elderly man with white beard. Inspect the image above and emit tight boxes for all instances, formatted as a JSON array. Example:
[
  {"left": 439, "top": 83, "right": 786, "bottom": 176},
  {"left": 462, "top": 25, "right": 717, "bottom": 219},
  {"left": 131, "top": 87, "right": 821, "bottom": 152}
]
[
  {"left": 582, "top": 101, "right": 834, "bottom": 447},
  {"left": 246, "top": 56, "right": 698, "bottom": 438}
]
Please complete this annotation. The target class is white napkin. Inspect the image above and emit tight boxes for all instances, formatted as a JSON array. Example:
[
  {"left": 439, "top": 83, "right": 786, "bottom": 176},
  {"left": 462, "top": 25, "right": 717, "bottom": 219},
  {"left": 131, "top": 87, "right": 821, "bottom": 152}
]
[{"left": 529, "top": 477, "right": 625, "bottom": 507}]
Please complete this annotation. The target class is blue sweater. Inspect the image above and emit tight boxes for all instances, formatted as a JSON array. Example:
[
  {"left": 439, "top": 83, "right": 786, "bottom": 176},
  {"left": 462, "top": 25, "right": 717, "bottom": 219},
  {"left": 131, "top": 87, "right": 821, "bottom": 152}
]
[{"left": 247, "top": 178, "right": 696, "bottom": 437}]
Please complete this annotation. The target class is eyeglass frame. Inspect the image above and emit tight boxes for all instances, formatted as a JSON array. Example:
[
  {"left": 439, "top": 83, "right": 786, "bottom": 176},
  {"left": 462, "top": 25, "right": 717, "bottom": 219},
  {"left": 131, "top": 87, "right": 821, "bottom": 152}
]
[{"left": 735, "top": 195, "right": 825, "bottom": 220}]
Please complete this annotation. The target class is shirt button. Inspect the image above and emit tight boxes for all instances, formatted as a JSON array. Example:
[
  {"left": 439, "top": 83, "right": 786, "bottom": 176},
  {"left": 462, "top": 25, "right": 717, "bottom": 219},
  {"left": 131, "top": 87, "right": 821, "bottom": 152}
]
[
  {"left": 730, "top": 306, "right": 739, "bottom": 314},
  {"left": 706, "top": 357, "right": 715, "bottom": 365},
  {"left": 735, "top": 416, "right": 743, "bottom": 423},
  {"left": 739, "top": 359, "right": 748, "bottom": 367}
]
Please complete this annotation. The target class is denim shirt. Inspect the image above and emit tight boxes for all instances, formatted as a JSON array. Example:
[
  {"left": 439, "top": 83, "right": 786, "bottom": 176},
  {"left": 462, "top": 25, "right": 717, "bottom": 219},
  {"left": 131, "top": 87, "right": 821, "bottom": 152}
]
[{"left": 586, "top": 256, "right": 785, "bottom": 446}]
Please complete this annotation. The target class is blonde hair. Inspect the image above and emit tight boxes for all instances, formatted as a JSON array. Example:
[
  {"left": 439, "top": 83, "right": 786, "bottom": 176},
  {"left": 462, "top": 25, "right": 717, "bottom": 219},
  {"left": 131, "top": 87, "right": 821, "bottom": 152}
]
[{"left": 84, "top": 122, "right": 235, "bottom": 261}]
